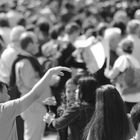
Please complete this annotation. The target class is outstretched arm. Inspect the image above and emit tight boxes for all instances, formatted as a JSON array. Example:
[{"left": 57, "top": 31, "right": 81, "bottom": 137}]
[{"left": 19, "top": 66, "right": 71, "bottom": 113}]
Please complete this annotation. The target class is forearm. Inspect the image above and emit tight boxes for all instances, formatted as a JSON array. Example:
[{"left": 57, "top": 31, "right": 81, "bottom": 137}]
[{"left": 19, "top": 66, "right": 71, "bottom": 114}]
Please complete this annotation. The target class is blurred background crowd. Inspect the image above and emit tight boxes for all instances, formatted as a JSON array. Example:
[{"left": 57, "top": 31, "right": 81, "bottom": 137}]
[{"left": 0, "top": 0, "right": 140, "bottom": 140}]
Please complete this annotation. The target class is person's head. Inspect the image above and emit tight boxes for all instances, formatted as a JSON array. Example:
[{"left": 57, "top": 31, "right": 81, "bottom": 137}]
[
  {"left": 96, "top": 22, "right": 108, "bottom": 38},
  {"left": 113, "top": 10, "right": 128, "bottom": 24},
  {"left": 0, "top": 81, "right": 10, "bottom": 103},
  {"left": 126, "top": 19, "right": 140, "bottom": 36},
  {"left": 104, "top": 27, "right": 121, "bottom": 51},
  {"left": 119, "top": 38, "right": 134, "bottom": 54},
  {"left": 112, "top": 20, "right": 126, "bottom": 36},
  {"left": 37, "top": 18, "right": 50, "bottom": 35},
  {"left": 130, "top": 103, "right": 140, "bottom": 131},
  {"left": 0, "top": 13, "right": 10, "bottom": 27},
  {"left": 65, "top": 22, "right": 80, "bottom": 42},
  {"left": 134, "top": 9, "right": 140, "bottom": 21},
  {"left": 10, "top": 25, "right": 25, "bottom": 43},
  {"left": 65, "top": 78, "right": 77, "bottom": 102},
  {"left": 50, "top": 27, "right": 59, "bottom": 40},
  {"left": 76, "top": 74, "right": 98, "bottom": 105},
  {"left": 19, "top": 31, "right": 38, "bottom": 55},
  {"left": 84, "top": 84, "right": 130, "bottom": 140}
]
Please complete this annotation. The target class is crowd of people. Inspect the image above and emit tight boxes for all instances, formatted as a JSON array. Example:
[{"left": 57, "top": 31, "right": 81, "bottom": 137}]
[{"left": 0, "top": 0, "right": 140, "bottom": 140}]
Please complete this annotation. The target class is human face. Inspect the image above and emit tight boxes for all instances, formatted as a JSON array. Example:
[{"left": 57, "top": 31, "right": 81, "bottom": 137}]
[
  {"left": 0, "top": 85, "right": 10, "bottom": 103},
  {"left": 65, "top": 84, "right": 77, "bottom": 101}
]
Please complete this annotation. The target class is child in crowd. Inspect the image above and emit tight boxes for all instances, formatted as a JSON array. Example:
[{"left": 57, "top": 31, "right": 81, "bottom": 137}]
[
  {"left": 57, "top": 77, "right": 78, "bottom": 140},
  {"left": 0, "top": 66, "right": 71, "bottom": 140},
  {"left": 44, "top": 73, "right": 98, "bottom": 140}
]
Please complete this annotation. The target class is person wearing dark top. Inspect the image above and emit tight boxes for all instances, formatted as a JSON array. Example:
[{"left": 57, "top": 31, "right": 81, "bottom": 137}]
[
  {"left": 44, "top": 74, "right": 99, "bottom": 140},
  {"left": 52, "top": 22, "right": 86, "bottom": 106}
]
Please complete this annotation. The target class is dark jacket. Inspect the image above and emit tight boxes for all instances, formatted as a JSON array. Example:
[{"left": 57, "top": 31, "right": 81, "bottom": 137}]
[{"left": 50, "top": 102, "right": 94, "bottom": 140}]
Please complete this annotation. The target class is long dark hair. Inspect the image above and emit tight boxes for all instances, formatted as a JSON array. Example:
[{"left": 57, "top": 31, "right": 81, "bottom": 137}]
[
  {"left": 84, "top": 84, "right": 130, "bottom": 140},
  {"left": 78, "top": 74, "right": 99, "bottom": 105}
]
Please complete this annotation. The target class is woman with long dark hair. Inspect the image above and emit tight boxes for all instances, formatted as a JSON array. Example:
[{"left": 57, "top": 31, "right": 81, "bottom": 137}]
[
  {"left": 84, "top": 84, "right": 131, "bottom": 140},
  {"left": 44, "top": 73, "right": 99, "bottom": 140}
]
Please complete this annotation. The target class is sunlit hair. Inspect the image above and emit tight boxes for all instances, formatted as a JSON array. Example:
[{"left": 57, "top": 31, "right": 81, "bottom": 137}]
[
  {"left": 65, "top": 78, "right": 77, "bottom": 88},
  {"left": 84, "top": 84, "right": 130, "bottom": 140},
  {"left": 126, "top": 19, "right": 140, "bottom": 34}
]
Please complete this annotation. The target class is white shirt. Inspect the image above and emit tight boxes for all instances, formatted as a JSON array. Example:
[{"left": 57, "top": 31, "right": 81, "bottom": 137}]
[
  {"left": 0, "top": 44, "right": 21, "bottom": 84},
  {"left": 113, "top": 54, "right": 140, "bottom": 102}
]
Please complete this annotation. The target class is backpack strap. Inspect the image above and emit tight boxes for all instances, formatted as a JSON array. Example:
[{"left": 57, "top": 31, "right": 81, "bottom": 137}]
[{"left": 9, "top": 54, "right": 44, "bottom": 87}]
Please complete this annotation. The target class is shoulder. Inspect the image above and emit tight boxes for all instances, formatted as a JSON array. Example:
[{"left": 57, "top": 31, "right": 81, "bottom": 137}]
[
  {"left": 0, "top": 99, "right": 22, "bottom": 117},
  {"left": 114, "top": 55, "right": 128, "bottom": 68},
  {"left": 16, "top": 58, "right": 32, "bottom": 69}
]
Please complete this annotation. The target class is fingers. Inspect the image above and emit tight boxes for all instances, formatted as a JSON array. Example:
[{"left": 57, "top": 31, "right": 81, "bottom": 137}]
[{"left": 56, "top": 66, "right": 72, "bottom": 73}]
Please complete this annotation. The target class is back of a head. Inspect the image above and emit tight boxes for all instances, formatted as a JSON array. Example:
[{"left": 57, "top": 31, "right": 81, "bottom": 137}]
[
  {"left": 19, "top": 31, "right": 34, "bottom": 50},
  {"left": 0, "top": 13, "right": 10, "bottom": 27},
  {"left": 126, "top": 19, "right": 140, "bottom": 35},
  {"left": 50, "top": 27, "right": 59, "bottom": 40},
  {"left": 97, "top": 22, "right": 108, "bottom": 37},
  {"left": 112, "top": 20, "right": 126, "bottom": 35},
  {"left": 65, "top": 22, "right": 80, "bottom": 35},
  {"left": 10, "top": 25, "right": 25, "bottom": 42},
  {"left": 78, "top": 74, "right": 98, "bottom": 104},
  {"left": 113, "top": 10, "right": 128, "bottom": 24},
  {"left": 92, "top": 84, "right": 130, "bottom": 140},
  {"left": 37, "top": 18, "right": 50, "bottom": 34},
  {"left": 119, "top": 38, "right": 134, "bottom": 54},
  {"left": 130, "top": 103, "right": 140, "bottom": 131}
]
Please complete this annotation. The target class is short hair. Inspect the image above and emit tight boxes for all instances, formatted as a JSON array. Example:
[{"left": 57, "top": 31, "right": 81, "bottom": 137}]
[
  {"left": 66, "top": 22, "right": 80, "bottom": 35},
  {"left": 112, "top": 20, "right": 126, "bottom": 35},
  {"left": 119, "top": 38, "right": 134, "bottom": 54},
  {"left": 20, "top": 32, "right": 34, "bottom": 50},
  {"left": 130, "top": 103, "right": 140, "bottom": 131},
  {"left": 126, "top": 19, "right": 140, "bottom": 34},
  {"left": 50, "top": 28, "right": 58, "bottom": 40},
  {"left": 0, "top": 13, "right": 10, "bottom": 27},
  {"left": 37, "top": 18, "right": 50, "bottom": 34}
]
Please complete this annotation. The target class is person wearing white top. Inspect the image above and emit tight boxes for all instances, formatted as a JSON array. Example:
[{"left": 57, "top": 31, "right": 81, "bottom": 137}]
[
  {"left": 126, "top": 19, "right": 140, "bottom": 64},
  {"left": 0, "top": 66, "right": 71, "bottom": 140},
  {"left": 105, "top": 38, "right": 140, "bottom": 113},
  {"left": 0, "top": 26, "right": 25, "bottom": 84}
]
